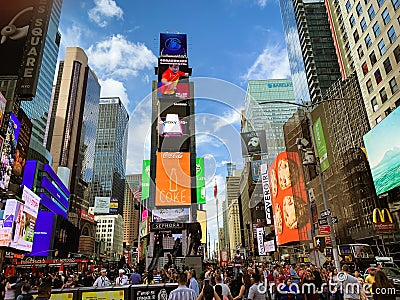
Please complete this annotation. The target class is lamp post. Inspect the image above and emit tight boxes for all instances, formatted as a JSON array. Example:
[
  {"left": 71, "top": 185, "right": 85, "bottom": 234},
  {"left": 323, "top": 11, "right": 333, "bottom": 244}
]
[{"left": 258, "top": 100, "right": 341, "bottom": 271}]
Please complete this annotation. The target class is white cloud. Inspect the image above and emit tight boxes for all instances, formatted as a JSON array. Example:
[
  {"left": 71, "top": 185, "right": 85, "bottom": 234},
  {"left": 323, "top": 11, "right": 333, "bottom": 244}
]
[
  {"left": 257, "top": 0, "right": 267, "bottom": 8},
  {"left": 242, "top": 45, "right": 291, "bottom": 81},
  {"left": 87, "top": 34, "right": 157, "bottom": 79},
  {"left": 59, "top": 23, "right": 84, "bottom": 53},
  {"left": 99, "top": 78, "right": 130, "bottom": 107},
  {"left": 88, "top": 0, "right": 123, "bottom": 27},
  {"left": 213, "top": 109, "right": 242, "bottom": 132}
]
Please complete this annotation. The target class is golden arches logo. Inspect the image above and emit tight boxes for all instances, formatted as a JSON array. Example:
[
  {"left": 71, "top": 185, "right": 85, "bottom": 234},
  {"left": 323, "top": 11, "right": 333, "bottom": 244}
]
[{"left": 372, "top": 208, "right": 393, "bottom": 223}]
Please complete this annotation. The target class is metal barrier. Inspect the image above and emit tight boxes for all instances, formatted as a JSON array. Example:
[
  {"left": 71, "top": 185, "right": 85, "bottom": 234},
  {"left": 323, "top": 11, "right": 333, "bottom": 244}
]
[{"left": 31, "top": 283, "right": 178, "bottom": 300}]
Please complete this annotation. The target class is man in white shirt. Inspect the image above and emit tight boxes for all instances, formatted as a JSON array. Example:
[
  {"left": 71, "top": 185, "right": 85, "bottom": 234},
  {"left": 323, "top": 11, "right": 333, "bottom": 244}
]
[
  {"left": 93, "top": 269, "right": 111, "bottom": 287},
  {"left": 115, "top": 269, "right": 129, "bottom": 286},
  {"left": 214, "top": 275, "right": 233, "bottom": 300}
]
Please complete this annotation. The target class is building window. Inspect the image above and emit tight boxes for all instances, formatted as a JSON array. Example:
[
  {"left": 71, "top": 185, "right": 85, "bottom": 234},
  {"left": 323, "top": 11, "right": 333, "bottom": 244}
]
[
  {"left": 394, "top": 45, "right": 400, "bottom": 62},
  {"left": 353, "top": 29, "right": 360, "bottom": 42},
  {"left": 358, "top": 45, "right": 365, "bottom": 58},
  {"left": 371, "top": 97, "right": 379, "bottom": 111},
  {"left": 368, "top": 5, "right": 376, "bottom": 19},
  {"left": 392, "top": 0, "right": 400, "bottom": 9},
  {"left": 389, "top": 77, "right": 399, "bottom": 93},
  {"left": 374, "top": 69, "right": 383, "bottom": 84},
  {"left": 376, "top": 116, "right": 382, "bottom": 124},
  {"left": 380, "top": 87, "right": 388, "bottom": 102},
  {"left": 365, "top": 33, "right": 372, "bottom": 48},
  {"left": 382, "top": 8, "right": 391, "bottom": 24},
  {"left": 370, "top": 51, "right": 377, "bottom": 65},
  {"left": 377, "top": 0, "right": 385, "bottom": 6},
  {"left": 388, "top": 26, "right": 397, "bottom": 43},
  {"left": 367, "top": 79, "right": 374, "bottom": 93},
  {"left": 362, "top": 61, "right": 369, "bottom": 74},
  {"left": 349, "top": 15, "right": 356, "bottom": 27},
  {"left": 383, "top": 57, "right": 393, "bottom": 73},
  {"left": 373, "top": 21, "right": 381, "bottom": 37},
  {"left": 356, "top": 2, "right": 363, "bottom": 14},
  {"left": 346, "top": 0, "right": 352, "bottom": 12},
  {"left": 378, "top": 39, "right": 387, "bottom": 54},
  {"left": 360, "top": 18, "right": 367, "bottom": 31}
]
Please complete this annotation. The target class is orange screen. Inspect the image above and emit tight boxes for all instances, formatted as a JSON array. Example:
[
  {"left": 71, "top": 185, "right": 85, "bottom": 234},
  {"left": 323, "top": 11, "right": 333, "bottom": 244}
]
[{"left": 156, "top": 152, "right": 191, "bottom": 206}]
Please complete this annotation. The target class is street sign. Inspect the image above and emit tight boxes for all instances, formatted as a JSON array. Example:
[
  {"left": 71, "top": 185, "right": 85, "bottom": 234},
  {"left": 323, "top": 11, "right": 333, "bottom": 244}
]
[
  {"left": 320, "top": 209, "right": 331, "bottom": 218},
  {"left": 318, "top": 216, "right": 338, "bottom": 225},
  {"left": 319, "top": 225, "right": 331, "bottom": 235}
]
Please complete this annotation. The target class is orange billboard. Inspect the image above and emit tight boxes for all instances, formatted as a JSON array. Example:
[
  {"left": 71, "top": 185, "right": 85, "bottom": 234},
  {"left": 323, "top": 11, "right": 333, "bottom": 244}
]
[
  {"left": 156, "top": 152, "right": 191, "bottom": 206},
  {"left": 268, "top": 151, "right": 310, "bottom": 245}
]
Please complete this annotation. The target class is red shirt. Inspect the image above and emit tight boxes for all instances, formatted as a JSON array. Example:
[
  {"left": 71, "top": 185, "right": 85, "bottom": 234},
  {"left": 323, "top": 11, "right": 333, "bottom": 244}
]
[{"left": 160, "top": 68, "right": 186, "bottom": 94}]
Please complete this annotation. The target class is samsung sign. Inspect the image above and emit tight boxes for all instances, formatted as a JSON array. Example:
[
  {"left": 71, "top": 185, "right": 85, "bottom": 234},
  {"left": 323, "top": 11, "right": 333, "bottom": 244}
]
[{"left": 267, "top": 82, "right": 293, "bottom": 88}]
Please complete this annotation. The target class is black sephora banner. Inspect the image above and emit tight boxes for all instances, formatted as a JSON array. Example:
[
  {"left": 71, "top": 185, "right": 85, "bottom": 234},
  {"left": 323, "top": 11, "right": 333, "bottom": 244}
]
[{"left": 132, "top": 284, "right": 177, "bottom": 300}]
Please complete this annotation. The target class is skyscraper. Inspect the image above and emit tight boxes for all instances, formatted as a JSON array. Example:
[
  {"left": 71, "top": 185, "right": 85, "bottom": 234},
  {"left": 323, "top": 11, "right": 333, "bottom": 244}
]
[
  {"left": 124, "top": 174, "right": 141, "bottom": 248},
  {"left": 279, "top": 0, "right": 342, "bottom": 103},
  {"left": 91, "top": 97, "right": 129, "bottom": 216},
  {"left": 21, "top": 0, "right": 63, "bottom": 146},
  {"left": 244, "top": 79, "right": 298, "bottom": 165}
]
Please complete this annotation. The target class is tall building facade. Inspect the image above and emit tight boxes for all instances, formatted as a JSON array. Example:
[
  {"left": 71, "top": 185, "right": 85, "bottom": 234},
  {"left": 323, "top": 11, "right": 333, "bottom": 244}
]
[
  {"left": 48, "top": 47, "right": 101, "bottom": 214},
  {"left": 281, "top": 0, "right": 342, "bottom": 103},
  {"left": 244, "top": 79, "right": 298, "bottom": 165},
  {"left": 95, "top": 214, "right": 124, "bottom": 260},
  {"left": 124, "top": 174, "right": 141, "bottom": 248},
  {"left": 226, "top": 171, "right": 241, "bottom": 257},
  {"left": 91, "top": 97, "right": 129, "bottom": 216},
  {"left": 21, "top": 0, "right": 63, "bottom": 145},
  {"left": 326, "top": 0, "right": 400, "bottom": 126}
]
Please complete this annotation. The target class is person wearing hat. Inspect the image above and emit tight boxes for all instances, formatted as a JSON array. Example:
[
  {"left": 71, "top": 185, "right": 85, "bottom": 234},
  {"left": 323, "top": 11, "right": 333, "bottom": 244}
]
[
  {"left": 115, "top": 269, "right": 129, "bottom": 286},
  {"left": 93, "top": 269, "right": 111, "bottom": 287},
  {"left": 365, "top": 267, "right": 377, "bottom": 294}
]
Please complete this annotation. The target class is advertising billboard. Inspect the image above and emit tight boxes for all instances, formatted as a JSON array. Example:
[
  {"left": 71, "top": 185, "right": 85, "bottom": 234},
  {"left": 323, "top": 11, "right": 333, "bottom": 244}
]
[
  {"left": 363, "top": 106, "right": 400, "bottom": 195},
  {"left": 372, "top": 208, "right": 396, "bottom": 232},
  {"left": 313, "top": 117, "right": 330, "bottom": 172},
  {"left": 251, "top": 160, "right": 262, "bottom": 182},
  {"left": 94, "top": 197, "right": 110, "bottom": 214},
  {"left": 261, "top": 163, "right": 272, "bottom": 225},
  {"left": 256, "top": 227, "right": 266, "bottom": 256},
  {"left": 0, "top": 199, "right": 20, "bottom": 247},
  {"left": 268, "top": 151, "right": 310, "bottom": 245},
  {"left": 29, "top": 211, "right": 55, "bottom": 256},
  {"left": 0, "top": 0, "right": 53, "bottom": 97},
  {"left": 9, "top": 186, "right": 40, "bottom": 251},
  {"left": 241, "top": 130, "right": 267, "bottom": 156},
  {"left": 141, "top": 160, "right": 150, "bottom": 200},
  {"left": 82, "top": 290, "right": 124, "bottom": 300},
  {"left": 109, "top": 198, "right": 118, "bottom": 214},
  {"left": 152, "top": 208, "right": 190, "bottom": 223},
  {"left": 196, "top": 157, "right": 206, "bottom": 204},
  {"left": 155, "top": 152, "right": 191, "bottom": 206},
  {"left": 13, "top": 109, "right": 32, "bottom": 184},
  {"left": 157, "top": 57, "right": 190, "bottom": 98},
  {"left": 160, "top": 33, "right": 188, "bottom": 56},
  {"left": 0, "top": 92, "right": 6, "bottom": 128},
  {"left": 197, "top": 210, "right": 207, "bottom": 244}
]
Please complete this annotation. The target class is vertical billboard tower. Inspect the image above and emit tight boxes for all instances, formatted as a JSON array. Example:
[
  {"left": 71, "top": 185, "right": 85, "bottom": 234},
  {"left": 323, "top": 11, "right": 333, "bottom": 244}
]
[{"left": 146, "top": 33, "right": 197, "bottom": 270}]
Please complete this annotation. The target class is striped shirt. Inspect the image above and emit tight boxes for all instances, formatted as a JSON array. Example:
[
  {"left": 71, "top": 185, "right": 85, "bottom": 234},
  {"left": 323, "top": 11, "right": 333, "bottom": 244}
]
[
  {"left": 153, "top": 274, "right": 162, "bottom": 283},
  {"left": 168, "top": 285, "right": 197, "bottom": 300}
]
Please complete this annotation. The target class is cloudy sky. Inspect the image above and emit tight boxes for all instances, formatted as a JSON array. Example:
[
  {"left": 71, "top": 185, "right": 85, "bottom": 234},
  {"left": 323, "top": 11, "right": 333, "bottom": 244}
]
[{"left": 58, "top": 0, "right": 291, "bottom": 253}]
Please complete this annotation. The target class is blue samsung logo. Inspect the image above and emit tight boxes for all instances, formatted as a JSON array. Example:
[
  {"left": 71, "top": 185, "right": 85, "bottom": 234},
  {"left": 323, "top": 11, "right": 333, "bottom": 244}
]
[{"left": 267, "top": 83, "right": 293, "bottom": 88}]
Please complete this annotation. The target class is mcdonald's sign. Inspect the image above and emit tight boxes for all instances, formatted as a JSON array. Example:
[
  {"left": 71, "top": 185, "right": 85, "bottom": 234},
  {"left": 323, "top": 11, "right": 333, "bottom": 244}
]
[{"left": 373, "top": 208, "right": 396, "bottom": 232}]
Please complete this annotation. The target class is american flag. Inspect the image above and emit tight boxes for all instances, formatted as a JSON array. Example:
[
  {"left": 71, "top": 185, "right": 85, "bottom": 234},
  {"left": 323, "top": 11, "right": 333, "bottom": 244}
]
[{"left": 133, "top": 187, "right": 142, "bottom": 201}]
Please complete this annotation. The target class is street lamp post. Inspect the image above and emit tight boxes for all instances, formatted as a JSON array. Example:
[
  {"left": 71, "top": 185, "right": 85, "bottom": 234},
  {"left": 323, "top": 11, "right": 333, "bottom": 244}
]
[{"left": 258, "top": 100, "right": 341, "bottom": 271}]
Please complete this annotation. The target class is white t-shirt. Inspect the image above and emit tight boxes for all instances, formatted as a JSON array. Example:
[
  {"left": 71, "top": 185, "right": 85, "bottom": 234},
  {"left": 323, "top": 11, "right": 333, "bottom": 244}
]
[{"left": 214, "top": 283, "right": 231, "bottom": 297}]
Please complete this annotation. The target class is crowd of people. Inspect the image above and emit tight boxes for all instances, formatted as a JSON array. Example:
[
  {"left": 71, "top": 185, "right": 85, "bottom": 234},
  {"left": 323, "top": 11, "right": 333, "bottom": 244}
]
[{"left": 0, "top": 261, "right": 397, "bottom": 300}]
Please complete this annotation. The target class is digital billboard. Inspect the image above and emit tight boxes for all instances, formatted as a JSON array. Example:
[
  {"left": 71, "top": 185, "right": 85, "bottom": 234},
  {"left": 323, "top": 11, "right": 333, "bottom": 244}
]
[
  {"left": 94, "top": 197, "right": 110, "bottom": 214},
  {"left": 196, "top": 157, "right": 206, "bottom": 204},
  {"left": 141, "top": 160, "right": 150, "bottom": 200},
  {"left": 159, "top": 33, "right": 187, "bottom": 56},
  {"left": 268, "top": 151, "right": 310, "bottom": 245},
  {"left": 157, "top": 57, "right": 190, "bottom": 98},
  {"left": 197, "top": 210, "right": 207, "bottom": 244},
  {"left": 28, "top": 210, "right": 55, "bottom": 256},
  {"left": 251, "top": 160, "right": 262, "bottom": 182},
  {"left": 13, "top": 109, "right": 32, "bottom": 183},
  {"left": 313, "top": 118, "right": 330, "bottom": 172},
  {"left": 155, "top": 152, "right": 191, "bottom": 206},
  {"left": 0, "top": 92, "right": 6, "bottom": 128},
  {"left": 363, "top": 106, "right": 400, "bottom": 195},
  {"left": 0, "top": 0, "right": 54, "bottom": 97},
  {"left": 109, "top": 198, "right": 118, "bottom": 214},
  {"left": 261, "top": 163, "right": 272, "bottom": 225},
  {"left": 241, "top": 130, "right": 267, "bottom": 156},
  {"left": 0, "top": 199, "right": 20, "bottom": 247},
  {"left": 152, "top": 208, "right": 190, "bottom": 223}
]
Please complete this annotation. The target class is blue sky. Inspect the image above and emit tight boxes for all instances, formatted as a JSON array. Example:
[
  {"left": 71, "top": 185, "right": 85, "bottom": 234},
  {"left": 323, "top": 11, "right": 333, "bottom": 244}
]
[{"left": 58, "top": 0, "right": 291, "bottom": 252}]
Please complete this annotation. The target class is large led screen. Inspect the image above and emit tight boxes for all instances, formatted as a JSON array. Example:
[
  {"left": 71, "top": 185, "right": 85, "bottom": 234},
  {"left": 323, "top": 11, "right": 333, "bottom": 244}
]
[
  {"left": 28, "top": 211, "right": 55, "bottom": 257},
  {"left": 268, "top": 151, "right": 310, "bottom": 245},
  {"left": 159, "top": 33, "right": 187, "bottom": 56},
  {"left": 157, "top": 57, "right": 190, "bottom": 99},
  {"left": 196, "top": 157, "right": 206, "bottom": 204},
  {"left": 156, "top": 152, "right": 191, "bottom": 206},
  {"left": 241, "top": 130, "right": 267, "bottom": 156},
  {"left": 363, "top": 106, "right": 400, "bottom": 195},
  {"left": 141, "top": 160, "right": 150, "bottom": 200}
]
